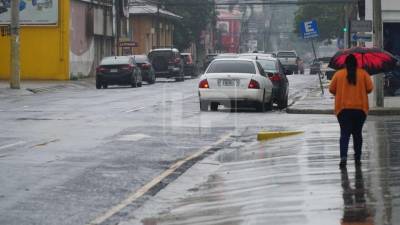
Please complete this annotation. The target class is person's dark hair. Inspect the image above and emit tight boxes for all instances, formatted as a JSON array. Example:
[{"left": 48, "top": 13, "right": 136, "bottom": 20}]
[{"left": 345, "top": 54, "right": 357, "bottom": 85}]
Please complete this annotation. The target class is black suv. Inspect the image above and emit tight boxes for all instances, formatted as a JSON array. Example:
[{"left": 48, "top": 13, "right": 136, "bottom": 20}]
[{"left": 148, "top": 48, "right": 184, "bottom": 82}]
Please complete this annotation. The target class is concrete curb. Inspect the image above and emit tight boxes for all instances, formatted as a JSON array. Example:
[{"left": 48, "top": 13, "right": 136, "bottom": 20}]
[
  {"left": 257, "top": 131, "right": 304, "bottom": 141},
  {"left": 286, "top": 107, "right": 400, "bottom": 116}
]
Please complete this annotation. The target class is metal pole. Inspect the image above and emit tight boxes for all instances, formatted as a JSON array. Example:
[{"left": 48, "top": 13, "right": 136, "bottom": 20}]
[
  {"left": 311, "top": 40, "right": 324, "bottom": 95},
  {"left": 10, "top": 0, "right": 20, "bottom": 89},
  {"left": 156, "top": 3, "right": 160, "bottom": 47},
  {"left": 373, "top": 0, "right": 384, "bottom": 107}
]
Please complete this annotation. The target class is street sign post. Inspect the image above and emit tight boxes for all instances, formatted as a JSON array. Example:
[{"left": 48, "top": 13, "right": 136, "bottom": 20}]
[
  {"left": 351, "top": 33, "right": 372, "bottom": 42},
  {"left": 351, "top": 20, "right": 372, "bottom": 33},
  {"left": 300, "top": 20, "right": 324, "bottom": 94},
  {"left": 300, "top": 20, "right": 319, "bottom": 39}
]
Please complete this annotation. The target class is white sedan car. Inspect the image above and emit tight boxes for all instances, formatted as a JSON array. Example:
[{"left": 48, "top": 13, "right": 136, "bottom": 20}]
[{"left": 198, "top": 58, "right": 274, "bottom": 112}]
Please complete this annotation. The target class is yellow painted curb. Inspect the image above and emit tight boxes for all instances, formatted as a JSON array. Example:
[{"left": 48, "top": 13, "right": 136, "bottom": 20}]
[{"left": 257, "top": 131, "right": 304, "bottom": 141}]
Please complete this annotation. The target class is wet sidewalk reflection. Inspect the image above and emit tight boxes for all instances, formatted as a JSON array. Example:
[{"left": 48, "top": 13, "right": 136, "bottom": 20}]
[
  {"left": 340, "top": 165, "right": 373, "bottom": 225},
  {"left": 121, "top": 118, "right": 400, "bottom": 225}
]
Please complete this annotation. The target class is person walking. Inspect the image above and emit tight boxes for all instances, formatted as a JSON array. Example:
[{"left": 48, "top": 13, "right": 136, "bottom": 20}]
[{"left": 329, "top": 54, "right": 374, "bottom": 167}]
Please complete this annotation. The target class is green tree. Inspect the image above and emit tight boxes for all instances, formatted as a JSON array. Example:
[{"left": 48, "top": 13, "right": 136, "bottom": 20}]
[
  {"left": 294, "top": 1, "right": 345, "bottom": 41},
  {"left": 162, "top": 0, "right": 217, "bottom": 54}
]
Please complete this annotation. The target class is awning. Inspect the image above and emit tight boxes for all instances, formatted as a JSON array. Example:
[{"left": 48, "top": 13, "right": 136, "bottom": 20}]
[{"left": 128, "top": 4, "right": 182, "bottom": 20}]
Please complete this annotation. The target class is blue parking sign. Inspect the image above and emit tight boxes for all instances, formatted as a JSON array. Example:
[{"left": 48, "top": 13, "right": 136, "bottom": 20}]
[{"left": 300, "top": 20, "right": 319, "bottom": 39}]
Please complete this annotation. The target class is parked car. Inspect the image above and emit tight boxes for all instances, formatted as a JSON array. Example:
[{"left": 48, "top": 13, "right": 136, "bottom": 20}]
[
  {"left": 96, "top": 56, "right": 142, "bottom": 89},
  {"left": 385, "top": 64, "right": 400, "bottom": 96},
  {"left": 203, "top": 53, "right": 218, "bottom": 71},
  {"left": 198, "top": 58, "right": 274, "bottom": 112},
  {"left": 148, "top": 48, "right": 184, "bottom": 82},
  {"left": 240, "top": 53, "right": 275, "bottom": 58},
  {"left": 181, "top": 53, "right": 197, "bottom": 77},
  {"left": 239, "top": 55, "right": 289, "bottom": 109},
  {"left": 277, "top": 50, "right": 298, "bottom": 74},
  {"left": 132, "top": 55, "right": 155, "bottom": 84},
  {"left": 309, "top": 59, "right": 321, "bottom": 75},
  {"left": 318, "top": 57, "right": 335, "bottom": 80}
]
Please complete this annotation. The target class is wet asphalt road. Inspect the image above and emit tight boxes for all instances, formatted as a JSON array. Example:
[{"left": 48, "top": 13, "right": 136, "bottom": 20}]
[{"left": 1, "top": 75, "right": 398, "bottom": 225}]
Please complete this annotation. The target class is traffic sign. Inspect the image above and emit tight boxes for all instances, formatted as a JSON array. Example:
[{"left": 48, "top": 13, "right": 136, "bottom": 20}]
[
  {"left": 351, "top": 33, "right": 372, "bottom": 42},
  {"left": 351, "top": 20, "right": 372, "bottom": 33},
  {"left": 300, "top": 20, "right": 319, "bottom": 39},
  {"left": 119, "top": 41, "right": 138, "bottom": 48}
]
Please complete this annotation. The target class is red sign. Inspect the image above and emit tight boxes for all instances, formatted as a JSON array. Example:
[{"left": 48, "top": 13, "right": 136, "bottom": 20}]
[{"left": 119, "top": 41, "right": 138, "bottom": 48}]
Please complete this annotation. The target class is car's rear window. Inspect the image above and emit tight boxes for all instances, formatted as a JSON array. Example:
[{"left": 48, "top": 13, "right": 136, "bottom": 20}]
[
  {"left": 134, "top": 55, "right": 148, "bottom": 63},
  {"left": 277, "top": 52, "right": 297, "bottom": 58},
  {"left": 207, "top": 61, "right": 256, "bottom": 74},
  {"left": 101, "top": 57, "right": 131, "bottom": 65},
  {"left": 149, "top": 51, "right": 173, "bottom": 59},
  {"left": 258, "top": 59, "right": 277, "bottom": 72}
]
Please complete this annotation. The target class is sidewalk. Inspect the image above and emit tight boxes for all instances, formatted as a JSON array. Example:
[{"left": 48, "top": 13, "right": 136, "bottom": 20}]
[
  {"left": 117, "top": 117, "right": 399, "bottom": 225},
  {"left": 0, "top": 78, "right": 95, "bottom": 97},
  {"left": 287, "top": 81, "right": 400, "bottom": 115}
]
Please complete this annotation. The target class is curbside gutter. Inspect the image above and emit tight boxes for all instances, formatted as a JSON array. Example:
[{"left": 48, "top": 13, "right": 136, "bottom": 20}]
[{"left": 286, "top": 107, "right": 400, "bottom": 116}]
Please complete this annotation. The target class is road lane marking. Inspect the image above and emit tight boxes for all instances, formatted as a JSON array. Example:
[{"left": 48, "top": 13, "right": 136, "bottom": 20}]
[
  {"left": 124, "top": 107, "right": 145, "bottom": 113},
  {"left": 0, "top": 141, "right": 26, "bottom": 151},
  {"left": 88, "top": 132, "right": 232, "bottom": 225},
  {"left": 118, "top": 134, "right": 150, "bottom": 142}
]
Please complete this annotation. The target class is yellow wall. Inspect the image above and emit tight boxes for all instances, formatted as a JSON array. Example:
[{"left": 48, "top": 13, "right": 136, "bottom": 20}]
[{"left": 0, "top": 0, "right": 70, "bottom": 80}]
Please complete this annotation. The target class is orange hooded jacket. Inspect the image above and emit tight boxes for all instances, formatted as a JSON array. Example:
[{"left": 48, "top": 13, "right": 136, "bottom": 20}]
[{"left": 329, "top": 68, "right": 374, "bottom": 115}]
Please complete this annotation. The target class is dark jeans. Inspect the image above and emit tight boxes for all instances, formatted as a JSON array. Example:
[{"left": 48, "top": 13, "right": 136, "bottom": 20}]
[{"left": 337, "top": 109, "right": 367, "bottom": 161}]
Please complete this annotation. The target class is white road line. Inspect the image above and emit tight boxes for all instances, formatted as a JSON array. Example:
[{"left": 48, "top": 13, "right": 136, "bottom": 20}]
[
  {"left": 0, "top": 141, "right": 26, "bottom": 151},
  {"left": 118, "top": 134, "right": 150, "bottom": 142},
  {"left": 88, "top": 132, "right": 232, "bottom": 225},
  {"left": 124, "top": 107, "right": 145, "bottom": 113}
]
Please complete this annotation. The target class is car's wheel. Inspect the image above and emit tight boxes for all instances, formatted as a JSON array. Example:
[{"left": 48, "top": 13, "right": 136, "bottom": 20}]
[
  {"left": 200, "top": 101, "right": 208, "bottom": 111},
  {"left": 255, "top": 101, "right": 266, "bottom": 112},
  {"left": 277, "top": 92, "right": 288, "bottom": 109},
  {"left": 149, "top": 74, "right": 156, "bottom": 84},
  {"left": 175, "top": 72, "right": 185, "bottom": 82},
  {"left": 137, "top": 81, "right": 142, "bottom": 87},
  {"left": 102, "top": 83, "right": 108, "bottom": 89},
  {"left": 265, "top": 94, "right": 273, "bottom": 111},
  {"left": 96, "top": 78, "right": 102, "bottom": 89},
  {"left": 131, "top": 76, "right": 137, "bottom": 88},
  {"left": 210, "top": 102, "right": 218, "bottom": 111}
]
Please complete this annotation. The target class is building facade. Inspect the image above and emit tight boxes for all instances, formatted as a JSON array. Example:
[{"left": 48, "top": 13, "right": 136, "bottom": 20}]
[
  {"left": 0, "top": 0, "right": 129, "bottom": 80},
  {"left": 127, "top": 2, "right": 181, "bottom": 55},
  {"left": 366, "top": 0, "right": 400, "bottom": 56},
  {"left": 216, "top": 9, "right": 241, "bottom": 53}
]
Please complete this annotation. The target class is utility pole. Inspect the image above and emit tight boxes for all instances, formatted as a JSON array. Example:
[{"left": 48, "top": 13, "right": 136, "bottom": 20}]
[
  {"left": 373, "top": 0, "right": 384, "bottom": 107},
  {"left": 10, "top": 0, "right": 20, "bottom": 89}
]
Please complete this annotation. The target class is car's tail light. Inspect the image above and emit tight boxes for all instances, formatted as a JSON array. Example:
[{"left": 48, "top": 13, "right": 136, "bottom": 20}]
[
  {"left": 269, "top": 73, "right": 282, "bottom": 82},
  {"left": 141, "top": 64, "right": 151, "bottom": 69},
  {"left": 248, "top": 79, "right": 260, "bottom": 89},
  {"left": 96, "top": 66, "right": 108, "bottom": 73},
  {"left": 199, "top": 79, "right": 209, "bottom": 89},
  {"left": 121, "top": 64, "right": 134, "bottom": 72},
  {"left": 175, "top": 58, "right": 181, "bottom": 64}
]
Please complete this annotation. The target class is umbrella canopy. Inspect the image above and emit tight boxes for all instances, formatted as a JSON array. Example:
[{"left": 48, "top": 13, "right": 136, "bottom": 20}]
[{"left": 328, "top": 47, "right": 398, "bottom": 75}]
